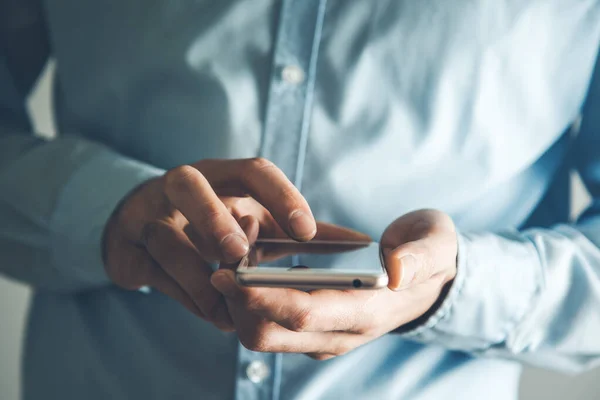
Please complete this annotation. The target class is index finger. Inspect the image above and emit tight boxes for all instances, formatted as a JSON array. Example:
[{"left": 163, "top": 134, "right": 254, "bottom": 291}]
[
  {"left": 255, "top": 222, "right": 372, "bottom": 261},
  {"left": 194, "top": 158, "right": 317, "bottom": 241},
  {"left": 163, "top": 166, "right": 249, "bottom": 262}
]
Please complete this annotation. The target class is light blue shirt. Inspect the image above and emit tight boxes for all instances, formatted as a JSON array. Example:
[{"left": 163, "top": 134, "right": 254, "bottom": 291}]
[{"left": 1, "top": 0, "right": 600, "bottom": 399}]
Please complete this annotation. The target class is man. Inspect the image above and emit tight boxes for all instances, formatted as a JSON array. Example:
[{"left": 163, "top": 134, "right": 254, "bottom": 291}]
[{"left": 1, "top": 0, "right": 599, "bottom": 399}]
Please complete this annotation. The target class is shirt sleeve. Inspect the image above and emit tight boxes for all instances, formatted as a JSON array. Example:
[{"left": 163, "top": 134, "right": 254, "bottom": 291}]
[
  {"left": 0, "top": 20, "right": 164, "bottom": 292},
  {"left": 401, "top": 51, "right": 600, "bottom": 374}
]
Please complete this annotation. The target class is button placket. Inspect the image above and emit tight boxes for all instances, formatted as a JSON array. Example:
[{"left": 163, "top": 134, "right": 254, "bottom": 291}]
[
  {"left": 246, "top": 360, "right": 271, "bottom": 384},
  {"left": 258, "top": 0, "right": 328, "bottom": 188},
  {"left": 235, "top": 351, "right": 276, "bottom": 400},
  {"left": 234, "top": 1, "right": 329, "bottom": 400},
  {"left": 281, "top": 65, "right": 306, "bottom": 85}
]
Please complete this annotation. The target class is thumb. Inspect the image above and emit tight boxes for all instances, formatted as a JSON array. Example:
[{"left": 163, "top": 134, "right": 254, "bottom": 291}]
[
  {"left": 381, "top": 210, "right": 458, "bottom": 291},
  {"left": 383, "top": 240, "right": 434, "bottom": 291}
]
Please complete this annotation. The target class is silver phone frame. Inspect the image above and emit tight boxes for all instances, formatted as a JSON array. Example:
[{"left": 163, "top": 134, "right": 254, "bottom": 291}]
[{"left": 235, "top": 239, "right": 389, "bottom": 290}]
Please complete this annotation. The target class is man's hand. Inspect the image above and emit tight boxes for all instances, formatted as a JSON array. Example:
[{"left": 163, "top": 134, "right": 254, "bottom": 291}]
[
  {"left": 210, "top": 209, "right": 457, "bottom": 358},
  {"left": 102, "top": 158, "right": 317, "bottom": 331}
]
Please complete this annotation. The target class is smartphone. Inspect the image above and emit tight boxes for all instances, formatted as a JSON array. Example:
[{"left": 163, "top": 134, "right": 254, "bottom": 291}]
[{"left": 235, "top": 239, "right": 388, "bottom": 290}]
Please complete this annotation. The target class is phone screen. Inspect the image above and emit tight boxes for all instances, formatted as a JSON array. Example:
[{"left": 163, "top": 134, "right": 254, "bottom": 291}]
[{"left": 243, "top": 239, "right": 384, "bottom": 275}]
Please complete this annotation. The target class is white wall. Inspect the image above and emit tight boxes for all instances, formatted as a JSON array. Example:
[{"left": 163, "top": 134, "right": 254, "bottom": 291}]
[
  {"left": 1, "top": 63, "right": 600, "bottom": 399},
  {"left": 0, "top": 63, "right": 55, "bottom": 400}
]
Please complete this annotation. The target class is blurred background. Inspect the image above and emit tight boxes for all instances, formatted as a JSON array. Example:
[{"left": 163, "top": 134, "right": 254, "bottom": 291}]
[{"left": 1, "top": 62, "right": 600, "bottom": 400}]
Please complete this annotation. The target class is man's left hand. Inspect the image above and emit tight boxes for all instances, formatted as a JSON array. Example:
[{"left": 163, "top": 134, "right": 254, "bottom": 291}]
[{"left": 211, "top": 209, "right": 458, "bottom": 360}]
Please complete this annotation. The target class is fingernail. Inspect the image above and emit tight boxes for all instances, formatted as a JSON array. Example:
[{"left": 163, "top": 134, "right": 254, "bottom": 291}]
[
  {"left": 220, "top": 233, "right": 249, "bottom": 260},
  {"left": 289, "top": 210, "right": 316, "bottom": 240},
  {"left": 211, "top": 271, "right": 237, "bottom": 298},
  {"left": 399, "top": 255, "right": 418, "bottom": 289}
]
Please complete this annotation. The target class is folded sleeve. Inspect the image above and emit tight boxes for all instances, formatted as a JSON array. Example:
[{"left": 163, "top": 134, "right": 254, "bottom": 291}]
[
  {"left": 401, "top": 50, "right": 600, "bottom": 374},
  {"left": 0, "top": 59, "right": 164, "bottom": 292}
]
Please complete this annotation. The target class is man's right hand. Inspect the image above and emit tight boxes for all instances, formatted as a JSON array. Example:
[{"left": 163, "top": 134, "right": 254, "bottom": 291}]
[{"left": 102, "top": 158, "right": 317, "bottom": 331}]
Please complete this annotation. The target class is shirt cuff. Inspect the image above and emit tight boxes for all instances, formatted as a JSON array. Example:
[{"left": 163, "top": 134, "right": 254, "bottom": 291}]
[
  {"left": 50, "top": 146, "right": 164, "bottom": 289},
  {"left": 400, "top": 231, "right": 542, "bottom": 352}
]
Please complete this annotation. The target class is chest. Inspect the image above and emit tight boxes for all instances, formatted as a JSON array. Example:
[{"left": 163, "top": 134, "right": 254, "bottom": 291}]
[{"left": 45, "top": 0, "right": 599, "bottom": 202}]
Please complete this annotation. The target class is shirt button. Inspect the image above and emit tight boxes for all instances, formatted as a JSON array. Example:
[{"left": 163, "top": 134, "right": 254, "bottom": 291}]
[
  {"left": 245, "top": 360, "right": 270, "bottom": 384},
  {"left": 281, "top": 65, "right": 305, "bottom": 84}
]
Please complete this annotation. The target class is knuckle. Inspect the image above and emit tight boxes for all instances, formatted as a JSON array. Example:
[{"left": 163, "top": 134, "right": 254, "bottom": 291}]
[
  {"left": 204, "top": 207, "right": 225, "bottom": 227},
  {"left": 288, "top": 308, "right": 313, "bottom": 332},
  {"left": 164, "top": 165, "right": 200, "bottom": 194},
  {"left": 333, "top": 342, "right": 353, "bottom": 357},
  {"left": 278, "top": 185, "right": 300, "bottom": 206},
  {"left": 354, "top": 320, "right": 376, "bottom": 336},
  {"left": 247, "top": 157, "right": 275, "bottom": 172},
  {"left": 189, "top": 205, "right": 226, "bottom": 235},
  {"left": 238, "top": 326, "right": 272, "bottom": 352},
  {"left": 243, "top": 292, "right": 266, "bottom": 312},
  {"left": 353, "top": 323, "right": 372, "bottom": 336}
]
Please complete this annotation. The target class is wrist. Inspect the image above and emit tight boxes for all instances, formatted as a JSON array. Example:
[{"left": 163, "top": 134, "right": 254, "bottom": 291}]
[{"left": 393, "top": 279, "right": 455, "bottom": 334}]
